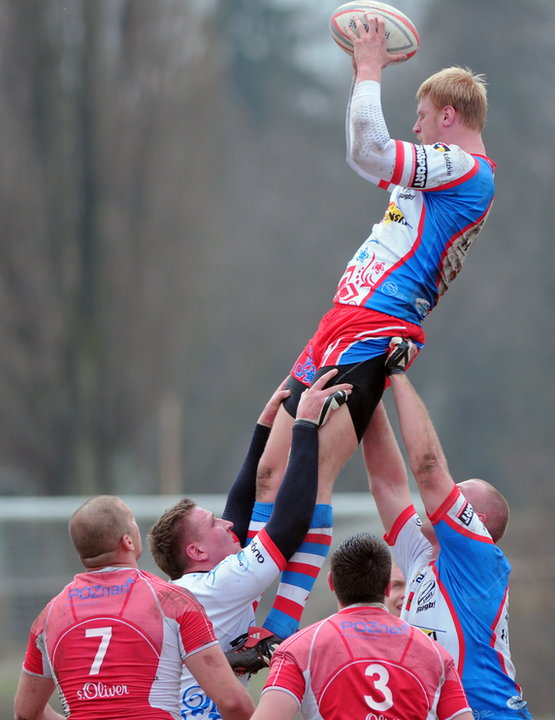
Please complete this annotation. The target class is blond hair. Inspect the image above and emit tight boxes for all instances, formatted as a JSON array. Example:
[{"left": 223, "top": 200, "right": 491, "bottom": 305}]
[{"left": 417, "top": 66, "right": 488, "bottom": 132}]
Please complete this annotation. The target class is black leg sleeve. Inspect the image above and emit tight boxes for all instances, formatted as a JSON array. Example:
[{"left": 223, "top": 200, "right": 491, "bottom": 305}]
[
  {"left": 264, "top": 421, "right": 318, "bottom": 561},
  {"left": 222, "top": 423, "right": 271, "bottom": 546}
]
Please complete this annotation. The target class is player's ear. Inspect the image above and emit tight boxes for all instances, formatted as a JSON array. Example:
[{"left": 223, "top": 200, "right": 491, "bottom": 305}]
[
  {"left": 185, "top": 543, "right": 204, "bottom": 562},
  {"left": 120, "top": 533, "right": 134, "bottom": 551},
  {"left": 442, "top": 105, "right": 456, "bottom": 126},
  {"left": 384, "top": 579, "right": 392, "bottom": 598},
  {"left": 327, "top": 571, "right": 335, "bottom": 592}
]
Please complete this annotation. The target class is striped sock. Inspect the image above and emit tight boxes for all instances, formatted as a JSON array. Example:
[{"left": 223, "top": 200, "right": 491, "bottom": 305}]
[
  {"left": 246, "top": 501, "right": 273, "bottom": 545},
  {"left": 263, "top": 503, "right": 333, "bottom": 639}
]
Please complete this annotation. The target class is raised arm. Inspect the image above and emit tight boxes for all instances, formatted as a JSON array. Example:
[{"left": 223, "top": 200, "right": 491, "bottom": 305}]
[
  {"left": 345, "top": 16, "right": 411, "bottom": 185},
  {"left": 222, "top": 379, "right": 291, "bottom": 545},
  {"left": 264, "top": 370, "right": 351, "bottom": 560},
  {"left": 386, "top": 340, "right": 455, "bottom": 515},
  {"left": 362, "top": 400, "right": 412, "bottom": 533}
]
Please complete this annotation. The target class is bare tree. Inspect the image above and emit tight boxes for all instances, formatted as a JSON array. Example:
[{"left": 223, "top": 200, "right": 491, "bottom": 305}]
[{"left": 0, "top": 0, "right": 226, "bottom": 493}]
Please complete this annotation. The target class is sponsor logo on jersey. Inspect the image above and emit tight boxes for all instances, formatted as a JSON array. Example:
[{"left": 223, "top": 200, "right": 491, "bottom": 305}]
[
  {"left": 182, "top": 685, "right": 221, "bottom": 718},
  {"left": 382, "top": 201, "right": 410, "bottom": 226},
  {"left": 76, "top": 681, "right": 130, "bottom": 700},
  {"left": 417, "top": 579, "right": 436, "bottom": 605},
  {"left": 432, "top": 143, "right": 454, "bottom": 175},
  {"left": 68, "top": 578, "right": 134, "bottom": 601},
  {"left": 415, "top": 578, "right": 436, "bottom": 613},
  {"left": 293, "top": 346, "right": 316, "bottom": 384},
  {"left": 381, "top": 281, "right": 399, "bottom": 297},
  {"left": 340, "top": 620, "right": 409, "bottom": 636},
  {"left": 418, "top": 627, "right": 440, "bottom": 641},
  {"left": 397, "top": 189, "right": 416, "bottom": 201},
  {"left": 235, "top": 550, "right": 249, "bottom": 571},
  {"left": 416, "top": 601, "right": 436, "bottom": 613},
  {"left": 415, "top": 298, "right": 430, "bottom": 318},
  {"left": 248, "top": 540, "right": 265, "bottom": 564},
  {"left": 411, "top": 145, "right": 428, "bottom": 188},
  {"left": 456, "top": 501, "right": 474, "bottom": 526},
  {"left": 507, "top": 696, "right": 528, "bottom": 710}
]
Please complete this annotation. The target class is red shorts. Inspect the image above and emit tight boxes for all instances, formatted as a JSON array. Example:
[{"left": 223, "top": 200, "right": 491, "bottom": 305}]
[{"left": 291, "top": 305, "right": 426, "bottom": 385}]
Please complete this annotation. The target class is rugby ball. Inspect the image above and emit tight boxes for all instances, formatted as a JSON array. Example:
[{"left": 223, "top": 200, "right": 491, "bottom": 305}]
[{"left": 329, "top": 1, "right": 419, "bottom": 59}]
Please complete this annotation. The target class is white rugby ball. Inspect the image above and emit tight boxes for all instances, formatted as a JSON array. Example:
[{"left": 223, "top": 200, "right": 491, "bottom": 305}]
[{"left": 329, "top": 1, "right": 419, "bottom": 59}]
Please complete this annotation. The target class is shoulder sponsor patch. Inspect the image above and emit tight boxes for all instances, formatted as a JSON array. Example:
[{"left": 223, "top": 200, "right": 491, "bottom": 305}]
[
  {"left": 411, "top": 145, "right": 428, "bottom": 188},
  {"left": 456, "top": 501, "right": 474, "bottom": 526},
  {"left": 247, "top": 539, "right": 265, "bottom": 564}
]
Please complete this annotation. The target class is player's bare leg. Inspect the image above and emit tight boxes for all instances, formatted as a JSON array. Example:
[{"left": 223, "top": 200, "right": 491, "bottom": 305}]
[
  {"left": 255, "top": 405, "right": 295, "bottom": 502},
  {"left": 255, "top": 399, "right": 357, "bottom": 503},
  {"left": 315, "top": 403, "right": 358, "bottom": 503}
]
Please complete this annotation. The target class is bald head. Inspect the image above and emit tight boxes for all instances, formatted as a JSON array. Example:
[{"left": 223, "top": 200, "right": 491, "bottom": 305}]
[
  {"left": 69, "top": 496, "right": 139, "bottom": 568},
  {"left": 458, "top": 479, "right": 510, "bottom": 543}
]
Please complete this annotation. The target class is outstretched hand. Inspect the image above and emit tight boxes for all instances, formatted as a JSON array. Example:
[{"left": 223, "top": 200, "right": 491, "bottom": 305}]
[
  {"left": 347, "top": 15, "right": 407, "bottom": 82},
  {"left": 385, "top": 337, "right": 419, "bottom": 376},
  {"left": 257, "top": 377, "right": 291, "bottom": 428},
  {"left": 296, "top": 369, "right": 353, "bottom": 428}
]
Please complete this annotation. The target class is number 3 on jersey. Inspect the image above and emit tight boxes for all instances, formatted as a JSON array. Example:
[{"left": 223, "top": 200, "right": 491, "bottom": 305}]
[
  {"left": 86, "top": 627, "right": 113, "bottom": 675},
  {"left": 365, "top": 663, "right": 393, "bottom": 711}
]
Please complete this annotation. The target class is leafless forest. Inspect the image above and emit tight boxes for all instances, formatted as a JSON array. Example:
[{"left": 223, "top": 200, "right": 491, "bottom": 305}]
[{"left": 0, "top": 0, "right": 553, "bottom": 714}]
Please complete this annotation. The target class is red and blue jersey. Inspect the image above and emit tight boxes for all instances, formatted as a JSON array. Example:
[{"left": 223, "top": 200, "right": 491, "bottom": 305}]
[
  {"left": 337, "top": 115, "right": 495, "bottom": 325},
  {"left": 291, "top": 80, "right": 496, "bottom": 383},
  {"left": 385, "top": 487, "right": 532, "bottom": 719}
]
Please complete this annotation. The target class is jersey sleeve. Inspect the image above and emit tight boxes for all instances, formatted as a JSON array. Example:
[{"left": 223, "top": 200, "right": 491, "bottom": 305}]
[
  {"left": 22, "top": 603, "right": 53, "bottom": 677},
  {"left": 384, "top": 505, "right": 433, "bottom": 580},
  {"left": 346, "top": 80, "right": 479, "bottom": 192},
  {"left": 436, "top": 644, "right": 472, "bottom": 720},
  {"left": 262, "top": 645, "right": 305, "bottom": 707},
  {"left": 176, "top": 595, "right": 218, "bottom": 657},
  {"left": 147, "top": 572, "right": 218, "bottom": 657}
]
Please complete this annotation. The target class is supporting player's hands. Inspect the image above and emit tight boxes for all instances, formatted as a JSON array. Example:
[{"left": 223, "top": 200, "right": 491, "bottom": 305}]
[
  {"left": 257, "top": 376, "right": 291, "bottom": 428},
  {"left": 296, "top": 369, "right": 352, "bottom": 428},
  {"left": 347, "top": 15, "right": 408, "bottom": 82},
  {"left": 385, "top": 337, "right": 419, "bottom": 375}
]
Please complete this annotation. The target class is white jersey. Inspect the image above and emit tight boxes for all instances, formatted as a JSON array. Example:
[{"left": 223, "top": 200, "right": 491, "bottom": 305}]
[{"left": 174, "top": 528, "right": 286, "bottom": 720}]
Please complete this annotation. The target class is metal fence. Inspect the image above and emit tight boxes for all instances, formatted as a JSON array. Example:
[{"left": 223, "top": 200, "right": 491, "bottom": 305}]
[{"left": 0, "top": 493, "right": 387, "bottom": 649}]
